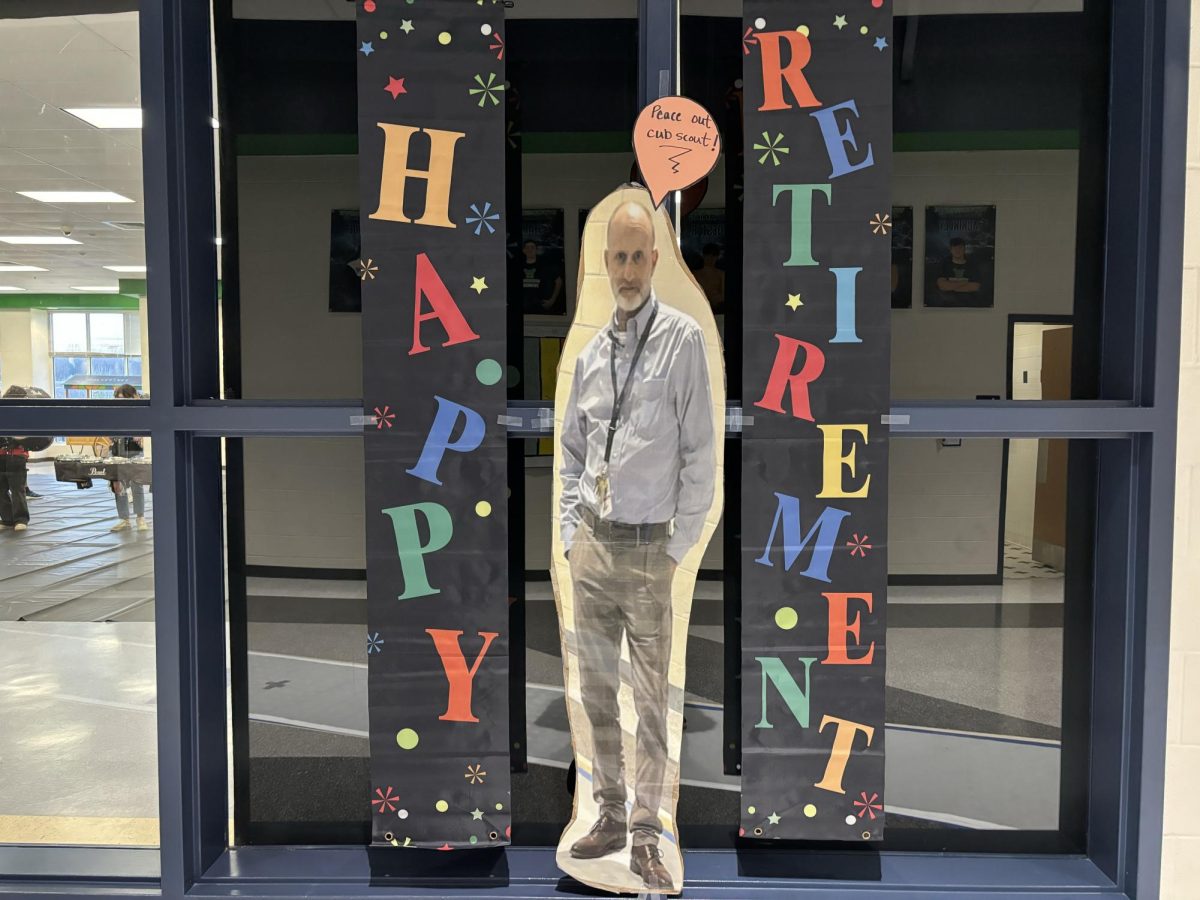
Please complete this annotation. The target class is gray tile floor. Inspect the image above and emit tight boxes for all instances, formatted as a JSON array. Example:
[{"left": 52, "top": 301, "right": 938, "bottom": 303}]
[{"left": 0, "top": 471, "right": 1067, "bottom": 844}]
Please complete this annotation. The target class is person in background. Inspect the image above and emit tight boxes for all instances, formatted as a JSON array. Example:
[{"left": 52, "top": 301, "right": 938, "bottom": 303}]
[
  {"left": 0, "top": 385, "right": 53, "bottom": 532},
  {"left": 692, "top": 242, "right": 725, "bottom": 312},
  {"left": 109, "top": 384, "right": 147, "bottom": 532}
]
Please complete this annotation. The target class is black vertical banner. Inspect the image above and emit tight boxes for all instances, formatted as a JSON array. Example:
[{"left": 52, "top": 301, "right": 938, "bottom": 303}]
[
  {"left": 357, "top": 0, "right": 510, "bottom": 849},
  {"left": 740, "top": 2, "right": 891, "bottom": 841}
]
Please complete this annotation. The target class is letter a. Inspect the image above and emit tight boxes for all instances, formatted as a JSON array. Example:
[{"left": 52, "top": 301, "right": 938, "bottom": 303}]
[
  {"left": 756, "top": 31, "right": 821, "bottom": 111},
  {"left": 411, "top": 253, "right": 480, "bottom": 356},
  {"left": 426, "top": 629, "right": 500, "bottom": 723},
  {"left": 371, "top": 123, "right": 464, "bottom": 228},
  {"left": 754, "top": 334, "right": 826, "bottom": 421}
]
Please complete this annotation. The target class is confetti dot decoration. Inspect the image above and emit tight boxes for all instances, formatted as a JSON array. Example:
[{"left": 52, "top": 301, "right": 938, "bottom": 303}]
[
  {"left": 747, "top": 805, "right": 756, "bottom": 815},
  {"left": 399, "top": 809, "right": 409, "bottom": 819},
  {"left": 804, "top": 803, "right": 818, "bottom": 817},
  {"left": 872, "top": 0, "right": 884, "bottom": 6},
  {"left": 775, "top": 606, "right": 798, "bottom": 630},
  {"left": 438, "top": 31, "right": 452, "bottom": 45},
  {"left": 363, "top": 0, "right": 375, "bottom": 11},
  {"left": 476, "top": 501, "right": 492, "bottom": 517},
  {"left": 436, "top": 800, "right": 449, "bottom": 813},
  {"left": 396, "top": 728, "right": 419, "bottom": 750},
  {"left": 845, "top": 815, "right": 856, "bottom": 825},
  {"left": 469, "top": 835, "right": 478, "bottom": 844},
  {"left": 754, "top": 17, "right": 767, "bottom": 28},
  {"left": 797, "top": 25, "right": 810, "bottom": 36},
  {"left": 495, "top": 803, "right": 504, "bottom": 811},
  {"left": 860, "top": 25, "right": 869, "bottom": 35},
  {"left": 476, "top": 358, "right": 502, "bottom": 385},
  {"left": 481, "top": 23, "right": 493, "bottom": 35},
  {"left": 379, "top": 31, "right": 388, "bottom": 39}
]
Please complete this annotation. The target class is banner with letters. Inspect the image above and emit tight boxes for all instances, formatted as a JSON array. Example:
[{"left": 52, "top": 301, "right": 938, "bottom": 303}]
[
  {"left": 357, "top": 0, "right": 510, "bottom": 849},
  {"left": 740, "top": 0, "right": 891, "bottom": 841}
]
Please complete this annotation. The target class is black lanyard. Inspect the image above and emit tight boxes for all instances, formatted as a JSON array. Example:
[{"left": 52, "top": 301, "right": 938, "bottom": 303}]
[{"left": 604, "top": 306, "right": 658, "bottom": 465}]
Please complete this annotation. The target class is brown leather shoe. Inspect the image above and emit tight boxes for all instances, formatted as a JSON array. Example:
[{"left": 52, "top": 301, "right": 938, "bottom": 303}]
[
  {"left": 569, "top": 812, "right": 627, "bottom": 859},
  {"left": 630, "top": 844, "right": 674, "bottom": 892}
]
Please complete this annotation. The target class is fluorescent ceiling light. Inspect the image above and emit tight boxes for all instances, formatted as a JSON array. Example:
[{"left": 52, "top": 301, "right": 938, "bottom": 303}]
[
  {"left": 63, "top": 107, "right": 142, "bottom": 129},
  {"left": 19, "top": 190, "right": 133, "bottom": 204},
  {"left": 0, "top": 286, "right": 26, "bottom": 292},
  {"left": 103, "top": 265, "right": 146, "bottom": 273},
  {"left": 0, "top": 236, "right": 81, "bottom": 245},
  {"left": 71, "top": 285, "right": 119, "bottom": 292},
  {"left": 0, "top": 265, "right": 46, "bottom": 272}
]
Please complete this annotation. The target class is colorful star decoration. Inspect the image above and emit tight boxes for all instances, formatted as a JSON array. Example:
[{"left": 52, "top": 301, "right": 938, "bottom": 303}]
[
  {"left": 367, "top": 631, "right": 385, "bottom": 653},
  {"left": 470, "top": 276, "right": 488, "bottom": 294},
  {"left": 354, "top": 258, "right": 379, "bottom": 280},
  {"left": 468, "top": 72, "right": 504, "bottom": 107},
  {"left": 853, "top": 791, "right": 884, "bottom": 820},
  {"left": 385, "top": 76, "right": 407, "bottom": 99},
  {"left": 767, "top": 812, "right": 782, "bottom": 825},
  {"left": 471, "top": 808, "right": 484, "bottom": 820},
  {"left": 400, "top": 19, "right": 415, "bottom": 35},
  {"left": 753, "top": 131, "right": 790, "bottom": 167},
  {"left": 834, "top": 15, "right": 848, "bottom": 29},
  {"left": 742, "top": 26, "right": 759, "bottom": 55},
  {"left": 373, "top": 405, "right": 396, "bottom": 430},
  {"left": 785, "top": 293, "right": 803, "bottom": 311},
  {"left": 359, "top": 41, "right": 374, "bottom": 56},
  {"left": 874, "top": 36, "right": 888, "bottom": 51},
  {"left": 847, "top": 533, "right": 872, "bottom": 557},
  {"left": 870, "top": 212, "right": 892, "bottom": 235},
  {"left": 372, "top": 786, "right": 399, "bottom": 814},
  {"left": 465, "top": 764, "right": 487, "bottom": 784},
  {"left": 465, "top": 202, "right": 500, "bottom": 235}
]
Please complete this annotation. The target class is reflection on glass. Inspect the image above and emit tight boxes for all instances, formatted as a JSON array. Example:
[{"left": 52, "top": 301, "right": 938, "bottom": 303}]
[
  {"left": 0, "top": 10, "right": 150, "bottom": 401},
  {"left": 0, "top": 432, "right": 157, "bottom": 848}
]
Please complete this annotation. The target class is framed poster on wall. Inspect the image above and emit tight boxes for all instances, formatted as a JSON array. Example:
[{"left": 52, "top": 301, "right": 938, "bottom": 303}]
[{"left": 923, "top": 204, "right": 996, "bottom": 308}]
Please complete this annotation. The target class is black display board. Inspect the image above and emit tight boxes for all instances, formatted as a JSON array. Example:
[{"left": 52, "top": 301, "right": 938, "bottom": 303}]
[
  {"left": 740, "top": 0, "right": 891, "bottom": 842},
  {"left": 357, "top": 0, "right": 510, "bottom": 850}
]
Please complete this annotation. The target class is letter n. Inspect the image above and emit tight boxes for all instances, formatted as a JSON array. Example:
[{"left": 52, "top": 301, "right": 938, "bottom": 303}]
[
  {"left": 371, "top": 123, "right": 465, "bottom": 228},
  {"left": 426, "top": 629, "right": 500, "bottom": 723},
  {"left": 754, "top": 492, "right": 849, "bottom": 583},
  {"left": 756, "top": 31, "right": 821, "bottom": 111},
  {"left": 755, "top": 657, "right": 817, "bottom": 728}
]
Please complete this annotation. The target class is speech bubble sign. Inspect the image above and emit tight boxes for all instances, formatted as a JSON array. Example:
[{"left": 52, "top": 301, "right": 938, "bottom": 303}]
[{"left": 633, "top": 96, "right": 722, "bottom": 208}]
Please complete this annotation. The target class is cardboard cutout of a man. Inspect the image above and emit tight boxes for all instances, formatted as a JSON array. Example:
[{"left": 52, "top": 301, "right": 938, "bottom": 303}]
[{"left": 558, "top": 199, "right": 716, "bottom": 893}]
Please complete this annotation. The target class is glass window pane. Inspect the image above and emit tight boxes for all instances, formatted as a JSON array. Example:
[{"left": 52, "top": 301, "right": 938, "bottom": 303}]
[
  {"left": 0, "top": 431, "right": 156, "bottom": 850},
  {"left": 51, "top": 313, "right": 87, "bottom": 354},
  {"left": 89, "top": 356, "right": 128, "bottom": 378},
  {"left": 89, "top": 313, "right": 126, "bottom": 355},
  {"left": 0, "top": 4, "right": 150, "bottom": 402},
  {"left": 681, "top": 0, "right": 1109, "bottom": 401}
]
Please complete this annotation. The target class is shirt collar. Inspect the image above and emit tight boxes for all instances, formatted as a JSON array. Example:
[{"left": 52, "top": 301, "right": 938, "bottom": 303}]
[{"left": 610, "top": 292, "right": 658, "bottom": 343}]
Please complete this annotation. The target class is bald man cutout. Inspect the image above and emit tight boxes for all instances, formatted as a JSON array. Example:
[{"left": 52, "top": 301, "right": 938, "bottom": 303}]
[{"left": 553, "top": 187, "right": 722, "bottom": 895}]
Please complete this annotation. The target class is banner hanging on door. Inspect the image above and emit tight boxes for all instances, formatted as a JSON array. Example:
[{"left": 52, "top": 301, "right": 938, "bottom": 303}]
[
  {"left": 357, "top": 0, "right": 510, "bottom": 850},
  {"left": 740, "top": 0, "right": 891, "bottom": 841}
]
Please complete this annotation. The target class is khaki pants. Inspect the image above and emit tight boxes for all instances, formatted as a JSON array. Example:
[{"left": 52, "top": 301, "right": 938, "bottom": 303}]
[{"left": 570, "top": 518, "right": 674, "bottom": 847}]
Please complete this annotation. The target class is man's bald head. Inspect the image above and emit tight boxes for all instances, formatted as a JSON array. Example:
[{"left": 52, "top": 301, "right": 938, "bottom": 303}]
[{"left": 604, "top": 200, "right": 659, "bottom": 315}]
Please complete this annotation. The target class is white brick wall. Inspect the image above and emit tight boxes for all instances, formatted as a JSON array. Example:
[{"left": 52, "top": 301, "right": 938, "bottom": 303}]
[{"left": 1162, "top": 5, "right": 1200, "bottom": 895}]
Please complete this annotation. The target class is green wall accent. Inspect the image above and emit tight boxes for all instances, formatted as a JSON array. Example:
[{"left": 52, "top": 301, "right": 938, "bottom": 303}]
[
  {"left": 237, "top": 129, "right": 1080, "bottom": 157},
  {"left": 0, "top": 295, "right": 139, "bottom": 310}
]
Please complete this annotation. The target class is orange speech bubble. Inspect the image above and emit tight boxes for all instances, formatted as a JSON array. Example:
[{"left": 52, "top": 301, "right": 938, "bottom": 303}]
[{"left": 633, "top": 97, "right": 722, "bottom": 208}]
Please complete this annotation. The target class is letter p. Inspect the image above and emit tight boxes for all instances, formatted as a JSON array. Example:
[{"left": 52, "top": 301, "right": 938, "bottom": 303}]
[
  {"left": 407, "top": 396, "right": 486, "bottom": 486},
  {"left": 381, "top": 502, "right": 454, "bottom": 600}
]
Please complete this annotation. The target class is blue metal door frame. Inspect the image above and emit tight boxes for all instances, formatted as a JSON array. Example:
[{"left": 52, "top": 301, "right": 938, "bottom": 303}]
[{"left": 0, "top": 0, "right": 1187, "bottom": 896}]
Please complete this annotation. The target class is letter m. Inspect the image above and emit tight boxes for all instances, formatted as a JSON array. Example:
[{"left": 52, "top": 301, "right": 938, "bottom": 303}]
[{"left": 754, "top": 491, "right": 849, "bottom": 583}]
